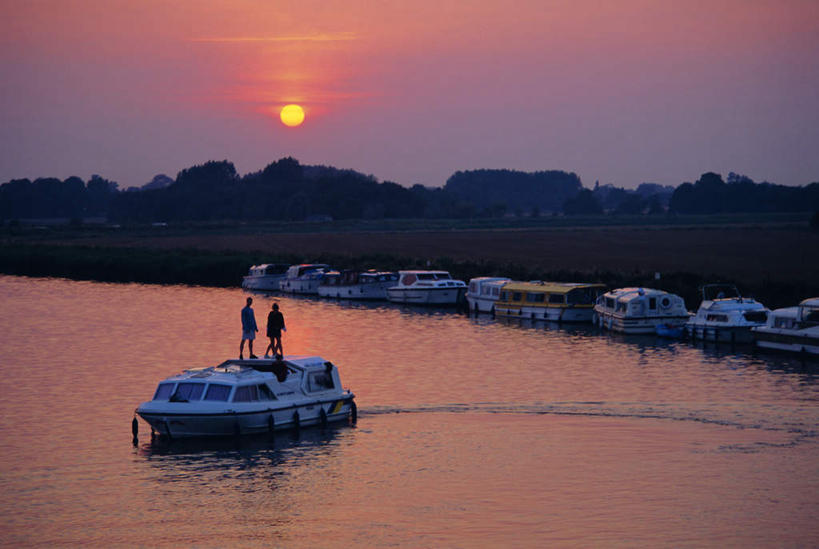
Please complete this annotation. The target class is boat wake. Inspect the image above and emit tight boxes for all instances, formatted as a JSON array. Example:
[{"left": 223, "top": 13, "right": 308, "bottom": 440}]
[{"left": 361, "top": 401, "right": 818, "bottom": 450}]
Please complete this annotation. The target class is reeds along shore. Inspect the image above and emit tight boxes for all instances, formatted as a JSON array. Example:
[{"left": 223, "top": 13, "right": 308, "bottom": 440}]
[{"left": 1, "top": 242, "right": 817, "bottom": 311}]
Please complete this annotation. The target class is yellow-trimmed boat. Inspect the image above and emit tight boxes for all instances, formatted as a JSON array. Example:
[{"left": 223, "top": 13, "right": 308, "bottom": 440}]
[{"left": 495, "top": 281, "right": 606, "bottom": 323}]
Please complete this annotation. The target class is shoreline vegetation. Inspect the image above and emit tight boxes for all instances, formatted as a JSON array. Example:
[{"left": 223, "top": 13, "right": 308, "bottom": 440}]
[{"left": 2, "top": 216, "right": 818, "bottom": 311}]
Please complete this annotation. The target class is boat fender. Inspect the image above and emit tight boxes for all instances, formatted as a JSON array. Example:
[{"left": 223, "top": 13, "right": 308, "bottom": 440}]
[
  {"left": 320, "top": 407, "right": 328, "bottom": 426},
  {"left": 132, "top": 417, "right": 138, "bottom": 445},
  {"left": 268, "top": 414, "right": 275, "bottom": 433},
  {"left": 350, "top": 400, "right": 358, "bottom": 424},
  {"left": 164, "top": 420, "right": 173, "bottom": 441},
  {"left": 292, "top": 410, "right": 300, "bottom": 430}
]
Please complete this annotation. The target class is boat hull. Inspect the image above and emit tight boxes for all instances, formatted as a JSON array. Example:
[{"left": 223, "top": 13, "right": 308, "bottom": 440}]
[
  {"left": 280, "top": 279, "right": 322, "bottom": 294},
  {"left": 685, "top": 323, "right": 756, "bottom": 344},
  {"left": 495, "top": 305, "right": 594, "bottom": 323},
  {"left": 242, "top": 275, "right": 285, "bottom": 291},
  {"left": 466, "top": 296, "right": 498, "bottom": 313},
  {"left": 387, "top": 287, "right": 464, "bottom": 305},
  {"left": 595, "top": 311, "right": 689, "bottom": 334},
  {"left": 137, "top": 398, "right": 355, "bottom": 438},
  {"left": 753, "top": 327, "right": 819, "bottom": 356},
  {"left": 318, "top": 282, "right": 392, "bottom": 300}
]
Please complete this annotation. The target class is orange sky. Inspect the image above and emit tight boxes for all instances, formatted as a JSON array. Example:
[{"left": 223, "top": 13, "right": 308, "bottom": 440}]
[{"left": 1, "top": 0, "right": 818, "bottom": 188}]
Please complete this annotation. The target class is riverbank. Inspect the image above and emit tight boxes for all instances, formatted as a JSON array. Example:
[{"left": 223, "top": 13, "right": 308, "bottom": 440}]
[{"left": 2, "top": 218, "right": 818, "bottom": 309}]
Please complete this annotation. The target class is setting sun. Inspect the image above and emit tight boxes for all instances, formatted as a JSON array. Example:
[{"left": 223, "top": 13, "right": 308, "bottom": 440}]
[{"left": 280, "top": 104, "right": 305, "bottom": 127}]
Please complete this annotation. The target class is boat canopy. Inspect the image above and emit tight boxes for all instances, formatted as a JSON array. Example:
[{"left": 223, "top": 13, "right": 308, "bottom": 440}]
[{"left": 501, "top": 281, "right": 605, "bottom": 295}]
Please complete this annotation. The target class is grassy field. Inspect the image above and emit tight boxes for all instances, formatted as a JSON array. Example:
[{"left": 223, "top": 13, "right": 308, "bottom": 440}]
[{"left": 1, "top": 216, "right": 817, "bottom": 309}]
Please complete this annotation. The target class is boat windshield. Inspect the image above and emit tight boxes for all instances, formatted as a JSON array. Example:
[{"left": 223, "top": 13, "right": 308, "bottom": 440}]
[
  {"left": 803, "top": 307, "right": 819, "bottom": 323},
  {"left": 171, "top": 382, "right": 205, "bottom": 402},
  {"left": 203, "top": 384, "right": 231, "bottom": 401},
  {"left": 153, "top": 383, "right": 174, "bottom": 400}
]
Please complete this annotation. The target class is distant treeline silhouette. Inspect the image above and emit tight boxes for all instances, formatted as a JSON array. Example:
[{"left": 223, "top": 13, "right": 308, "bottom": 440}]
[{"left": 1, "top": 158, "right": 817, "bottom": 222}]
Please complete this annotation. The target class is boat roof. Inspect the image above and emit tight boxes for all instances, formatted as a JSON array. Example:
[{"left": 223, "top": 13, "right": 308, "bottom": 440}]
[
  {"left": 604, "top": 287, "right": 675, "bottom": 300},
  {"left": 160, "top": 356, "right": 332, "bottom": 384},
  {"left": 503, "top": 281, "right": 606, "bottom": 294},
  {"left": 800, "top": 297, "right": 819, "bottom": 308}
]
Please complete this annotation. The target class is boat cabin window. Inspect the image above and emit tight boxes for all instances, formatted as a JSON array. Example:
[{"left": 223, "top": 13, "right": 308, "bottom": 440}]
[
  {"left": 804, "top": 308, "right": 819, "bottom": 323},
  {"left": 616, "top": 301, "right": 627, "bottom": 313},
  {"left": 401, "top": 274, "right": 417, "bottom": 285},
  {"left": 233, "top": 385, "right": 258, "bottom": 402},
  {"left": 307, "top": 371, "right": 335, "bottom": 392},
  {"left": 648, "top": 297, "right": 657, "bottom": 310},
  {"left": 153, "top": 382, "right": 175, "bottom": 400},
  {"left": 417, "top": 273, "right": 436, "bottom": 281},
  {"left": 469, "top": 282, "right": 478, "bottom": 293},
  {"left": 567, "top": 288, "right": 597, "bottom": 305},
  {"left": 203, "top": 384, "right": 232, "bottom": 401},
  {"left": 512, "top": 292, "right": 523, "bottom": 301},
  {"left": 232, "top": 384, "right": 277, "bottom": 402},
  {"left": 172, "top": 382, "right": 205, "bottom": 402},
  {"left": 492, "top": 287, "right": 499, "bottom": 296},
  {"left": 773, "top": 317, "right": 796, "bottom": 329},
  {"left": 526, "top": 292, "right": 545, "bottom": 303},
  {"left": 605, "top": 297, "right": 615, "bottom": 309},
  {"left": 549, "top": 294, "right": 564, "bottom": 304},
  {"left": 706, "top": 314, "right": 729, "bottom": 323},
  {"left": 500, "top": 291, "right": 509, "bottom": 301},
  {"left": 435, "top": 273, "right": 452, "bottom": 280},
  {"left": 743, "top": 311, "right": 768, "bottom": 322}
]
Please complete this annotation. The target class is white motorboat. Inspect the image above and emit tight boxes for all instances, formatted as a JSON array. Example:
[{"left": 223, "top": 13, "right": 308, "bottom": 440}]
[
  {"left": 241, "top": 263, "right": 290, "bottom": 291},
  {"left": 752, "top": 297, "right": 819, "bottom": 356},
  {"left": 593, "top": 287, "right": 688, "bottom": 334},
  {"left": 686, "top": 284, "right": 769, "bottom": 343},
  {"left": 135, "top": 356, "right": 356, "bottom": 438},
  {"left": 279, "top": 264, "right": 330, "bottom": 294},
  {"left": 317, "top": 269, "right": 399, "bottom": 300},
  {"left": 466, "top": 277, "right": 511, "bottom": 313},
  {"left": 386, "top": 270, "right": 466, "bottom": 305}
]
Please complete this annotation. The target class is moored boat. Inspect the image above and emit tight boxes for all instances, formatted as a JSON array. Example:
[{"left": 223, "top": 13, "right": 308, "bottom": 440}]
[
  {"left": 686, "top": 284, "right": 769, "bottom": 343},
  {"left": 135, "top": 356, "right": 356, "bottom": 438},
  {"left": 466, "top": 277, "right": 511, "bottom": 313},
  {"left": 318, "top": 269, "right": 399, "bottom": 300},
  {"left": 386, "top": 270, "right": 466, "bottom": 305},
  {"left": 241, "top": 263, "right": 290, "bottom": 291},
  {"left": 495, "top": 281, "right": 606, "bottom": 322},
  {"left": 279, "top": 264, "right": 331, "bottom": 294},
  {"left": 594, "top": 287, "right": 688, "bottom": 334},
  {"left": 752, "top": 298, "right": 819, "bottom": 356}
]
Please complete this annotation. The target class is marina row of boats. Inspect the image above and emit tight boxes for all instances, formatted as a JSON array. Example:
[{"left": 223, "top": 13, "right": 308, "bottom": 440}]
[{"left": 243, "top": 263, "right": 819, "bottom": 357}]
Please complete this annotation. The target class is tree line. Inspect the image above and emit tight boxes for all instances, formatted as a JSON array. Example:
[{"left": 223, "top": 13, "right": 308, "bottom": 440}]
[{"left": 1, "top": 158, "right": 817, "bottom": 223}]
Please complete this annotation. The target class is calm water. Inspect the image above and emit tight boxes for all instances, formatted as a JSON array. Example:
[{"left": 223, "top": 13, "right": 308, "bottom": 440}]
[{"left": 0, "top": 275, "right": 817, "bottom": 547}]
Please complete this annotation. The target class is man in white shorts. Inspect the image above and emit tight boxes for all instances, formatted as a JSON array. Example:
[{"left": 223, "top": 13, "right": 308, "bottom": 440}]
[{"left": 239, "top": 297, "right": 258, "bottom": 359}]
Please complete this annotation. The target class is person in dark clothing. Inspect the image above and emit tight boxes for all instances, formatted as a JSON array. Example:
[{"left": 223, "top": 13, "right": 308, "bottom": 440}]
[
  {"left": 240, "top": 297, "right": 258, "bottom": 359},
  {"left": 264, "top": 303, "right": 287, "bottom": 359}
]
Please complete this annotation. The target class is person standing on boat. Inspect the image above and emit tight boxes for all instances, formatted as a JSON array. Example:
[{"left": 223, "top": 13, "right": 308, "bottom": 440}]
[
  {"left": 239, "top": 297, "right": 258, "bottom": 359},
  {"left": 265, "top": 303, "right": 287, "bottom": 359}
]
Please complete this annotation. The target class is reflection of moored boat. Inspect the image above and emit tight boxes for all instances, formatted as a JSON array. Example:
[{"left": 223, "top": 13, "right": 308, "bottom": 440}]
[
  {"left": 317, "top": 270, "right": 399, "bottom": 300},
  {"left": 466, "top": 277, "right": 511, "bottom": 313},
  {"left": 655, "top": 323, "right": 685, "bottom": 339},
  {"left": 686, "top": 285, "right": 769, "bottom": 343},
  {"left": 495, "top": 281, "right": 606, "bottom": 322},
  {"left": 386, "top": 270, "right": 466, "bottom": 305},
  {"left": 752, "top": 298, "right": 819, "bottom": 356},
  {"left": 279, "top": 264, "right": 331, "bottom": 294},
  {"left": 594, "top": 287, "right": 688, "bottom": 334},
  {"left": 241, "top": 263, "right": 290, "bottom": 291},
  {"left": 135, "top": 356, "right": 356, "bottom": 438}
]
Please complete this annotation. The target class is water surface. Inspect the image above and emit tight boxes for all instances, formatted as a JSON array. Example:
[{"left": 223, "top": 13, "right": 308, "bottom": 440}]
[{"left": 0, "top": 276, "right": 817, "bottom": 547}]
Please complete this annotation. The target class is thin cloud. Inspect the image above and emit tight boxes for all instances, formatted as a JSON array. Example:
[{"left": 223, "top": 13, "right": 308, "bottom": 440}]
[{"left": 191, "top": 32, "right": 357, "bottom": 43}]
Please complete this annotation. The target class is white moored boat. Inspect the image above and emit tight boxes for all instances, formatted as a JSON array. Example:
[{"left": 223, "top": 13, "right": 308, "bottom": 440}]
[
  {"left": 686, "top": 284, "right": 769, "bottom": 343},
  {"left": 135, "top": 356, "right": 356, "bottom": 438},
  {"left": 752, "top": 297, "right": 819, "bottom": 356},
  {"left": 279, "top": 264, "right": 331, "bottom": 294},
  {"left": 241, "top": 263, "right": 290, "bottom": 291},
  {"left": 466, "top": 277, "right": 511, "bottom": 313},
  {"left": 386, "top": 270, "right": 466, "bottom": 305},
  {"left": 593, "top": 287, "right": 688, "bottom": 334},
  {"left": 317, "top": 270, "right": 399, "bottom": 300}
]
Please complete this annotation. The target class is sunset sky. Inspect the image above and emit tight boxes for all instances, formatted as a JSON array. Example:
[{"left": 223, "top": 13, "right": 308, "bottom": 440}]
[{"left": 1, "top": 0, "right": 818, "bottom": 190}]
